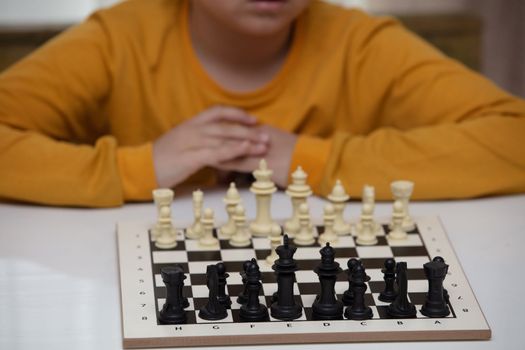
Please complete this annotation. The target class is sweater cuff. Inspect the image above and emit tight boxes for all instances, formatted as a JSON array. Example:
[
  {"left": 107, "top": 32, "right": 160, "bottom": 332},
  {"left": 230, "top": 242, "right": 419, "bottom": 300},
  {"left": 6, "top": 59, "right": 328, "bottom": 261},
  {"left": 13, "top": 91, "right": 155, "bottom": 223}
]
[
  {"left": 116, "top": 143, "right": 158, "bottom": 201},
  {"left": 289, "top": 135, "right": 332, "bottom": 194}
]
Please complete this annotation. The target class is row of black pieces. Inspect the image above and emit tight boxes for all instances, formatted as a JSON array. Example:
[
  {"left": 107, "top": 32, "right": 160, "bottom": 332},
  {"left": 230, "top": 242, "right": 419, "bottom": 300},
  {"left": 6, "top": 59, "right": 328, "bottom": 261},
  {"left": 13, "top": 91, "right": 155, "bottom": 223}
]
[{"left": 158, "top": 235, "right": 451, "bottom": 324}]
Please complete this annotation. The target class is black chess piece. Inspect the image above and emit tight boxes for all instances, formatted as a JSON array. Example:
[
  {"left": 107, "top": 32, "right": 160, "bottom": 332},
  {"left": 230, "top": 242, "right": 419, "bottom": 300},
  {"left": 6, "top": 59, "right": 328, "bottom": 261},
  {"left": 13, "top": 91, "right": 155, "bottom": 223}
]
[
  {"left": 173, "top": 263, "right": 189, "bottom": 308},
  {"left": 199, "top": 265, "right": 228, "bottom": 320},
  {"left": 270, "top": 235, "right": 302, "bottom": 321},
  {"left": 270, "top": 291, "right": 278, "bottom": 304},
  {"left": 342, "top": 258, "right": 359, "bottom": 306},
  {"left": 216, "top": 262, "right": 232, "bottom": 308},
  {"left": 421, "top": 258, "right": 451, "bottom": 318},
  {"left": 240, "top": 259, "right": 269, "bottom": 322},
  {"left": 237, "top": 260, "right": 252, "bottom": 304},
  {"left": 387, "top": 262, "right": 417, "bottom": 318},
  {"left": 344, "top": 263, "right": 373, "bottom": 320},
  {"left": 432, "top": 256, "right": 450, "bottom": 302},
  {"left": 159, "top": 265, "right": 187, "bottom": 324},
  {"left": 165, "top": 263, "right": 189, "bottom": 309},
  {"left": 312, "top": 243, "right": 344, "bottom": 320},
  {"left": 379, "top": 258, "right": 398, "bottom": 302}
]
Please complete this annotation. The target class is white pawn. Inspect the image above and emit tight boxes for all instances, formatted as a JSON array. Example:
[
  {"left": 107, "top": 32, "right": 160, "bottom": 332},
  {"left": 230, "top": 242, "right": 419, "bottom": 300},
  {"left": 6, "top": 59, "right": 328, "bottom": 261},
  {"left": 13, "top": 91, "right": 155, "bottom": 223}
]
[
  {"left": 151, "top": 188, "right": 175, "bottom": 241},
  {"left": 199, "top": 208, "right": 219, "bottom": 247},
  {"left": 284, "top": 166, "right": 312, "bottom": 237},
  {"left": 390, "top": 180, "right": 416, "bottom": 231},
  {"left": 250, "top": 159, "right": 279, "bottom": 237},
  {"left": 356, "top": 203, "right": 378, "bottom": 245},
  {"left": 362, "top": 185, "right": 382, "bottom": 233},
  {"left": 294, "top": 203, "right": 315, "bottom": 246},
  {"left": 186, "top": 189, "right": 204, "bottom": 239},
  {"left": 328, "top": 180, "right": 351, "bottom": 235},
  {"left": 155, "top": 205, "right": 178, "bottom": 249},
  {"left": 388, "top": 200, "right": 408, "bottom": 240},
  {"left": 229, "top": 204, "right": 252, "bottom": 248},
  {"left": 318, "top": 203, "right": 338, "bottom": 245},
  {"left": 220, "top": 183, "right": 241, "bottom": 237},
  {"left": 266, "top": 225, "right": 282, "bottom": 265}
]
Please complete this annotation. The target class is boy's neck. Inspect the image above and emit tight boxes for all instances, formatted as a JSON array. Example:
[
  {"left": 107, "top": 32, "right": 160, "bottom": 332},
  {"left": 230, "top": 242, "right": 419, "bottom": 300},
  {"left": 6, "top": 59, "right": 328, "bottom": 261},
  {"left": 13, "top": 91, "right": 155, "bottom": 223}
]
[{"left": 189, "top": 7, "right": 294, "bottom": 92}]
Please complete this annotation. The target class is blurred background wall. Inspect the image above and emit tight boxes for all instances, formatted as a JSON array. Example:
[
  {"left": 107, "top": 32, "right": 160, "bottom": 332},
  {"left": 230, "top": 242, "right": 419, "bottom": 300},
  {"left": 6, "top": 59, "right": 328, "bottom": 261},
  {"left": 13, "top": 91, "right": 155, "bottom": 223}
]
[{"left": 0, "top": 0, "right": 524, "bottom": 97}]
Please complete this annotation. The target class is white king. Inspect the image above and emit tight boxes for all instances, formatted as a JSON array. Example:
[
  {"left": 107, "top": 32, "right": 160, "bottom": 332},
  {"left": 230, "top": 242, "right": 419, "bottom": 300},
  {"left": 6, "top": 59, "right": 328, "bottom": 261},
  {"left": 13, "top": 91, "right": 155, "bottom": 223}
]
[{"left": 249, "top": 159, "right": 279, "bottom": 237}]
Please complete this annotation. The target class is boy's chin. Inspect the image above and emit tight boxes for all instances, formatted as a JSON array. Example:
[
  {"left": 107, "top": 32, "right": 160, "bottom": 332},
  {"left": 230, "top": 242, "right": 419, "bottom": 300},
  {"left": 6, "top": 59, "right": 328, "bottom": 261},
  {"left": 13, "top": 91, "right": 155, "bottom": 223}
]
[{"left": 235, "top": 16, "right": 295, "bottom": 37}]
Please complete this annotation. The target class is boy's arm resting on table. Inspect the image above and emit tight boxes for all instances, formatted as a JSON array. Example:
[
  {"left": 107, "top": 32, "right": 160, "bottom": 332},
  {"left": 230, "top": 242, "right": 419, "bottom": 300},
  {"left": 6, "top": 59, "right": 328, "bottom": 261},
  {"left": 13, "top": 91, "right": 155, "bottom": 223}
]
[
  {"left": 0, "top": 15, "right": 156, "bottom": 207},
  {"left": 293, "top": 19, "right": 525, "bottom": 200}
]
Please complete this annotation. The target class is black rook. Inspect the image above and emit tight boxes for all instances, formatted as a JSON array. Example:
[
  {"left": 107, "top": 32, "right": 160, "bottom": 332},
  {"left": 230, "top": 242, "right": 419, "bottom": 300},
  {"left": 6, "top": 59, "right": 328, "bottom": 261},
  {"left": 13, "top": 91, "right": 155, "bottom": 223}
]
[
  {"left": 421, "top": 258, "right": 451, "bottom": 318},
  {"left": 159, "top": 265, "right": 187, "bottom": 324}
]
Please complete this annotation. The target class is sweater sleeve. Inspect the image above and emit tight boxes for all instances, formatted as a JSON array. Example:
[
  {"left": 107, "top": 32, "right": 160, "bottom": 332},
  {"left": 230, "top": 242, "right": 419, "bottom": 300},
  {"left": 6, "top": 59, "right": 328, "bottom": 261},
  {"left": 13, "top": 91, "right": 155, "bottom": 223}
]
[
  {"left": 0, "top": 14, "right": 156, "bottom": 207},
  {"left": 293, "top": 18, "right": 525, "bottom": 200}
]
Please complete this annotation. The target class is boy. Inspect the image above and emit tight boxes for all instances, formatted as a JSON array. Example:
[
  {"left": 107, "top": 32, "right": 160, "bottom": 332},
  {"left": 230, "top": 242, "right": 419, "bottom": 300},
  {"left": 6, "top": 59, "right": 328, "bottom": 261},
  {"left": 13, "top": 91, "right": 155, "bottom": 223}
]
[{"left": 0, "top": 0, "right": 524, "bottom": 207}]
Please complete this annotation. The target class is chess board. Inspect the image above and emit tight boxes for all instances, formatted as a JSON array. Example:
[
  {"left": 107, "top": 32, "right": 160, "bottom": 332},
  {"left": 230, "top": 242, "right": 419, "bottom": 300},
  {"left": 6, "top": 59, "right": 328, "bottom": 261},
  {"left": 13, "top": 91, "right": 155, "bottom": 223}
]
[{"left": 117, "top": 216, "right": 491, "bottom": 348}]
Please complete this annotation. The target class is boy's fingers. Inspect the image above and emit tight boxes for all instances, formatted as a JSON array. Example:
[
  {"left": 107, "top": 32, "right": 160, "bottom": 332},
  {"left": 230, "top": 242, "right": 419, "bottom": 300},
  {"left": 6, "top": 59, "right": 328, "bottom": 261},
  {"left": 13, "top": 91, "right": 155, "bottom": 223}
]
[
  {"left": 193, "top": 140, "right": 250, "bottom": 166},
  {"left": 215, "top": 157, "right": 261, "bottom": 173},
  {"left": 202, "top": 123, "right": 269, "bottom": 144},
  {"left": 196, "top": 106, "right": 257, "bottom": 125},
  {"left": 187, "top": 135, "right": 268, "bottom": 155}
]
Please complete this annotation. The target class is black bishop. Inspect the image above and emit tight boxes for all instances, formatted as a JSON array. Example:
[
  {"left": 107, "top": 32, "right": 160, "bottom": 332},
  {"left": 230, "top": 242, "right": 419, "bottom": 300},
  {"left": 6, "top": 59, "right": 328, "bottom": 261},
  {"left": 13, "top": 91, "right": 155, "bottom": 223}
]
[{"left": 240, "top": 259, "right": 269, "bottom": 322}]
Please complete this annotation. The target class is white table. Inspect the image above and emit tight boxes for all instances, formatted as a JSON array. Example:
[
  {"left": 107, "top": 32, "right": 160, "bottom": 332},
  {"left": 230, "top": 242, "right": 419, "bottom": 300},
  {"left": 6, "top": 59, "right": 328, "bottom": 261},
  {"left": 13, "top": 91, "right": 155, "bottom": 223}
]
[{"left": 1, "top": 190, "right": 523, "bottom": 350}]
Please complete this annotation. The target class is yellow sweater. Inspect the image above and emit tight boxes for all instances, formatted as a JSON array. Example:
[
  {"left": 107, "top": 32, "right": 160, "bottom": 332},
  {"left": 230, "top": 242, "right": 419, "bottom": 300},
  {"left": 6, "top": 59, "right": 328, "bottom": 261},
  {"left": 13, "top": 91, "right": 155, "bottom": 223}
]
[{"left": 1, "top": 0, "right": 524, "bottom": 207}]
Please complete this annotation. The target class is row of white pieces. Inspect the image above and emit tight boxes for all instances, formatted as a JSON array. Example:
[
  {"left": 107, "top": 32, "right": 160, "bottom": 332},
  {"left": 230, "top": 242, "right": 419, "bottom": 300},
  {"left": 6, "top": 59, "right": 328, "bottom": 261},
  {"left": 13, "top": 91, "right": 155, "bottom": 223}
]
[
  {"left": 150, "top": 176, "right": 415, "bottom": 248},
  {"left": 150, "top": 192, "right": 411, "bottom": 250}
]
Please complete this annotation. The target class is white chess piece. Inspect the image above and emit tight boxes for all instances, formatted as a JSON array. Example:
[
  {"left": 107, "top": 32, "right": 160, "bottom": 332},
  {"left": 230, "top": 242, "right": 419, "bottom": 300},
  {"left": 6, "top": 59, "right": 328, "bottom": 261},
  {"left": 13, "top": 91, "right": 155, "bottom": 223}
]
[
  {"left": 229, "top": 204, "right": 252, "bottom": 247},
  {"left": 249, "top": 159, "right": 279, "bottom": 237},
  {"left": 266, "top": 225, "right": 282, "bottom": 265},
  {"left": 388, "top": 200, "right": 408, "bottom": 240},
  {"left": 186, "top": 189, "right": 204, "bottom": 239},
  {"left": 355, "top": 203, "right": 378, "bottom": 246},
  {"left": 390, "top": 180, "right": 416, "bottom": 231},
  {"left": 294, "top": 203, "right": 315, "bottom": 246},
  {"left": 328, "top": 180, "right": 351, "bottom": 235},
  {"left": 220, "top": 183, "right": 241, "bottom": 237},
  {"left": 354, "top": 185, "right": 382, "bottom": 235},
  {"left": 199, "top": 208, "right": 219, "bottom": 247},
  {"left": 151, "top": 188, "right": 176, "bottom": 242},
  {"left": 318, "top": 203, "right": 338, "bottom": 245},
  {"left": 284, "top": 166, "right": 312, "bottom": 237},
  {"left": 155, "top": 206, "right": 178, "bottom": 249}
]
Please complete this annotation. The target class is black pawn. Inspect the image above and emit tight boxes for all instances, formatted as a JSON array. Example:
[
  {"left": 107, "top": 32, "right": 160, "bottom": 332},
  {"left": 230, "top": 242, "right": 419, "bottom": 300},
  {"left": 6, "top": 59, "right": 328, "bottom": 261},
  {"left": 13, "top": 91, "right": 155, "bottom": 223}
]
[
  {"left": 344, "top": 263, "right": 373, "bottom": 320},
  {"left": 237, "top": 260, "right": 252, "bottom": 304},
  {"left": 379, "top": 258, "right": 398, "bottom": 302},
  {"left": 159, "top": 265, "right": 187, "bottom": 324},
  {"left": 216, "top": 262, "right": 232, "bottom": 308},
  {"left": 432, "top": 256, "right": 450, "bottom": 302},
  {"left": 312, "top": 243, "right": 343, "bottom": 320},
  {"left": 199, "top": 265, "right": 228, "bottom": 320},
  {"left": 421, "top": 258, "right": 450, "bottom": 318},
  {"left": 270, "top": 235, "right": 302, "bottom": 321},
  {"left": 342, "top": 258, "right": 360, "bottom": 306},
  {"left": 240, "top": 260, "right": 269, "bottom": 322},
  {"left": 387, "top": 262, "right": 417, "bottom": 318}
]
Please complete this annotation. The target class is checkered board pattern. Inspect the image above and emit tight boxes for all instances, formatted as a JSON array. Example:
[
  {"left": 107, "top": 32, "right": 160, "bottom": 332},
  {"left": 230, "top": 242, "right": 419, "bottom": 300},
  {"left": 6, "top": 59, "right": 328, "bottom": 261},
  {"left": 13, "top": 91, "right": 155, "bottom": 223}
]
[{"left": 117, "top": 217, "right": 491, "bottom": 348}]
